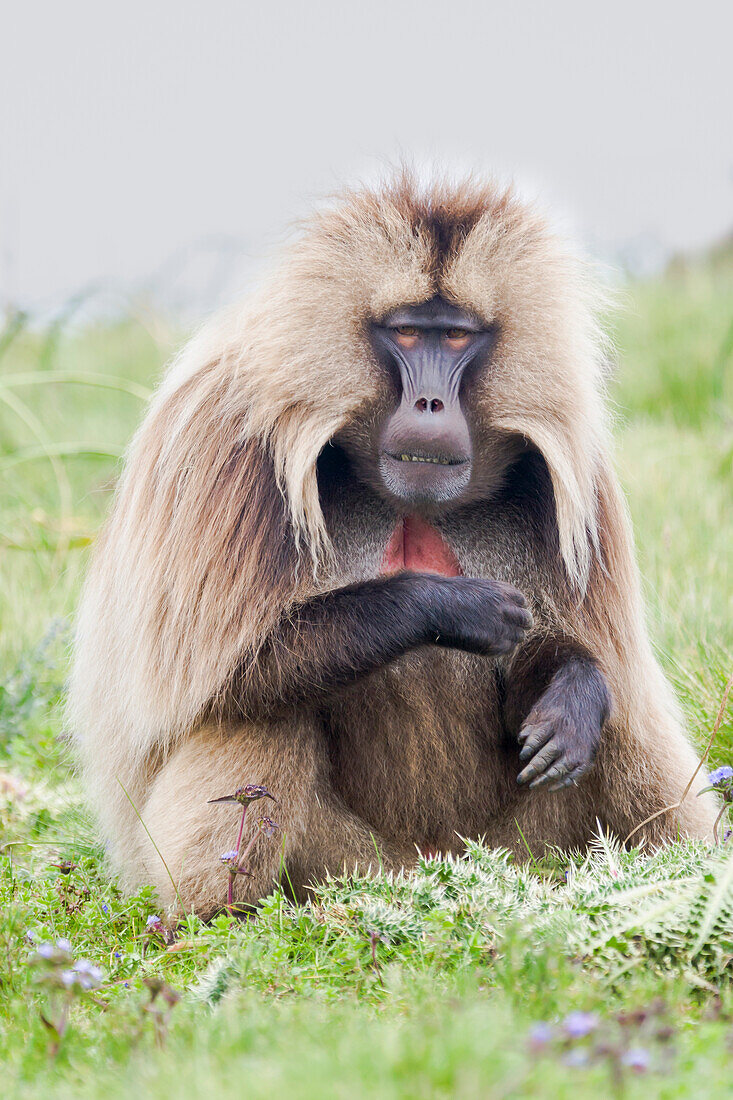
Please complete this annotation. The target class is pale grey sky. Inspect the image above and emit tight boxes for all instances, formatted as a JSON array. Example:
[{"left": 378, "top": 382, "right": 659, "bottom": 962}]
[{"left": 1, "top": 0, "right": 731, "bottom": 313}]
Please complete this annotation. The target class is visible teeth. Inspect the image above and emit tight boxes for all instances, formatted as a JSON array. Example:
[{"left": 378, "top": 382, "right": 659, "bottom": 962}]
[{"left": 397, "top": 453, "right": 452, "bottom": 465}]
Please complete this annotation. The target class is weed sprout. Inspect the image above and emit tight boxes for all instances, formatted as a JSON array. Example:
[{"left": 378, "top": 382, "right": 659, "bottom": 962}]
[
  {"left": 29, "top": 938, "right": 105, "bottom": 1056},
  {"left": 208, "top": 785, "right": 279, "bottom": 914}
]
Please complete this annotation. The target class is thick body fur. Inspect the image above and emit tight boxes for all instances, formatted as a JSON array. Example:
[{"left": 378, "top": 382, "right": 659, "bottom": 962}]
[{"left": 69, "top": 173, "right": 717, "bottom": 914}]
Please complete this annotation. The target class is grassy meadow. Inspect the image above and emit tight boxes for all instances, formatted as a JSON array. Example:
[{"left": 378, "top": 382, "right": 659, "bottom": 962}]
[{"left": 0, "top": 259, "right": 731, "bottom": 1097}]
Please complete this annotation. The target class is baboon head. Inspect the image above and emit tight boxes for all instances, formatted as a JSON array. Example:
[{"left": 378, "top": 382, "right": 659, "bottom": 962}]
[
  {"left": 159, "top": 170, "right": 607, "bottom": 587},
  {"left": 342, "top": 294, "right": 507, "bottom": 510},
  {"left": 312, "top": 175, "right": 605, "bottom": 531}
]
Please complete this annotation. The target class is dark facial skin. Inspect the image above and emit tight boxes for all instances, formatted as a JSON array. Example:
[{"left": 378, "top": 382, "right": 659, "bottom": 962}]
[{"left": 370, "top": 298, "right": 497, "bottom": 506}]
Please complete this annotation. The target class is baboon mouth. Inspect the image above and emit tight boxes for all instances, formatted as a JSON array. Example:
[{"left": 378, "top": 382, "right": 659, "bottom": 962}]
[
  {"left": 378, "top": 450, "right": 472, "bottom": 505},
  {"left": 384, "top": 451, "right": 469, "bottom": 467}
]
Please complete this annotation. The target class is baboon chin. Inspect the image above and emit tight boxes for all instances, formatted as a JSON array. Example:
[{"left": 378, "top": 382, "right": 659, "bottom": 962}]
[{"left": 69, "top": 170, "right": 717, "bottom": 915}]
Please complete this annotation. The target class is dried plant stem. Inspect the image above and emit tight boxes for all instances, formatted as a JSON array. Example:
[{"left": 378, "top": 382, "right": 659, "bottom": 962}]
[
  {"left": 625, "top": 674, "right": 733, "bottom": 846},
  {"left": 712, "top": 804, "right": 728, "bottom": 846},
  {"left": 227, "top": 814, "right": 265, "bottom": 915},
  {"left": 238, "top": 824, "right": 262, "bottom": 868},
  {"left": 227, "top": 805, "right": 249, "bottom": 912},
  {"left": 234, "top": 804, "right": 248, "bottom": 857}
]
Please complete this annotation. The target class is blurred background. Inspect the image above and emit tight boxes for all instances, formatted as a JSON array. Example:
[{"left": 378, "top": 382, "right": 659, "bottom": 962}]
[
  {"left": 1, "top": 0, "right": 732, "bottom": 317},
  {"left": 0, "top": 0, "right": 730, "bottom": 758}
]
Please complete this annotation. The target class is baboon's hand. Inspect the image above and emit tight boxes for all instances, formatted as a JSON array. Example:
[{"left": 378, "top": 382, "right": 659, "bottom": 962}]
[
  {"left": 516, "top": 699, "right": 601, "bottom": 791},
  {"left": 424, "top": 576, "right": 532, "bottom": 657}
]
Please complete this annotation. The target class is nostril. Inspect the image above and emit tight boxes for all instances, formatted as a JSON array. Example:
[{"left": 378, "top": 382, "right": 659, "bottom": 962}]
[{"left": 414, "top": 397, "right": 445, "bottom": 413}]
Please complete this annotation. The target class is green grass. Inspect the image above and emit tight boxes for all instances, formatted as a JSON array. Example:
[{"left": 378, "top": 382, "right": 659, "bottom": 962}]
[{"left": 0, "top": 260, "right": 731, "bottom": 1097}]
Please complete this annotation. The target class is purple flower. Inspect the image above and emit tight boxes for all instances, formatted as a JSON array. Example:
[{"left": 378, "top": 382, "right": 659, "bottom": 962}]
[
  {"left": 114, "top": 951, "right": 121, "bottom": 959},
  {"left": 56, "top": 959, "right": 103, "bottom": 991},
  {"left": 101, "top": 904, "right": 109, "bottom": 914},
  {"left": 146, "top": 915, "right": 162, "bottom": 928},
  {"left": 31, "top": 940, "right": 75, "bottom": 971},
  {"left": 73, "top": 960, "right": 103, "bottom": 989},
  {"left": 220, "top": 849, "right": 240, "bottom": 863},
  {"left": 242, "top": 784, "right": 276, "bottom": 802},
  {"left": 74, "top": 959, "right": 102, "bottom": 978},
  {"left": 528, "top": 1022, "right": 554, "bottom": 1048},
  {"left": 209, "top": 784, "right": 277, "bottom": 806},
  {"left": 705, "top": 766, "right": 733, "bottom": 803},
  {"left": 258, "top": 817, "right": 280, "bottom": 838},
  {"left": 563, "top": 1011, "right": 598, "bottom": 1039},
  {"left": 622, "top": 1047, "right": 651, "bottom": 1072}
]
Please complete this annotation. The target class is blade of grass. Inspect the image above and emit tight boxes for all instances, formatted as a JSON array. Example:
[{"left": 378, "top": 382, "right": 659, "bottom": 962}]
[
  {"left": 0, "top": 442, "right": 123, "bottom": 472},
  {"left": 117, "top": 779, "right": 186, "bottom": 916},
  {"left": 0, "top": 371, "right": 152, "bottom": 402},
  {"left": 0, "top": 388, "right": 73, "bottom": 566}
]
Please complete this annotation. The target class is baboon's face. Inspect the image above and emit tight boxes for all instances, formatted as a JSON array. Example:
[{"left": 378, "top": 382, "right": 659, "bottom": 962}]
[{"left": 335, "top": 295, "right": 521, "bottom": 513}]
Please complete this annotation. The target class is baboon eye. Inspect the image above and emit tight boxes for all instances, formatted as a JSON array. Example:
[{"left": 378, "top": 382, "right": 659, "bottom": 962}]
[
  {"left": 445, "top": 328, "right": 470, "bottom": 342},
  {"left": 393, "top": 325, "right": 419, "bottom": 346}
]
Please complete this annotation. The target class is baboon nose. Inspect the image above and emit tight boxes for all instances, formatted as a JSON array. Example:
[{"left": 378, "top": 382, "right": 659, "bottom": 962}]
[{"left": 414, "top": 397, "right": 445, "bottom": 413}]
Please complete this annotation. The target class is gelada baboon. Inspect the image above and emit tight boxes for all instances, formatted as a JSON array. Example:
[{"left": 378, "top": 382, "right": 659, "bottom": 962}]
[{"left": 69, "top": 171, "right": 717, "bottom": 914}]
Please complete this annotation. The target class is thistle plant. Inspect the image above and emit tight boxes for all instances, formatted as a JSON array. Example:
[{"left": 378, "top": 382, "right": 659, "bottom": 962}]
[{"left": 306, "top": 831, "right": 733, "bottom": 985}]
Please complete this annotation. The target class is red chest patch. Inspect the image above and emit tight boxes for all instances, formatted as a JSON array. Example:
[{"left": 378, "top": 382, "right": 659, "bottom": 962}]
[{"left": 380, "top": 514, "right": 463, "bottom": 577}]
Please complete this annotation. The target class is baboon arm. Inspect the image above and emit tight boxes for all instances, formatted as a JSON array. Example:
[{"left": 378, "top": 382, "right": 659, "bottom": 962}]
[
  {"left": 504, "top": 640, "right": 611, "bottom": 791},
  {"left": 230, "top": 574, "right": 433, "bottom": 720},
  {"left": 226, "top": 571, "right": 529, "bottom": 722}
]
